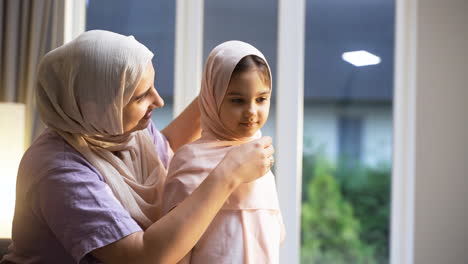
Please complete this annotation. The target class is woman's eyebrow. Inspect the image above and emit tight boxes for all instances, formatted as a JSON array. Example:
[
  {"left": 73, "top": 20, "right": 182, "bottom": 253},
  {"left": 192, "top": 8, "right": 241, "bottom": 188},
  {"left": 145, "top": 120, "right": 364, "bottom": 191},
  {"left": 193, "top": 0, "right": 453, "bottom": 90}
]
[{"left": 132, "top": 86, "right": 152, "bottom": 100}]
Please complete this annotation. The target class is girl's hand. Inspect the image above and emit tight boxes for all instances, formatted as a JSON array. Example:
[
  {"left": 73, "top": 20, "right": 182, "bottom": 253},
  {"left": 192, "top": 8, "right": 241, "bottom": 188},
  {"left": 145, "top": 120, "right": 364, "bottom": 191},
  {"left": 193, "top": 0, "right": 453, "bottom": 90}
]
[{"left": 218, "top": 136, "right": 274, "bottom": 186}]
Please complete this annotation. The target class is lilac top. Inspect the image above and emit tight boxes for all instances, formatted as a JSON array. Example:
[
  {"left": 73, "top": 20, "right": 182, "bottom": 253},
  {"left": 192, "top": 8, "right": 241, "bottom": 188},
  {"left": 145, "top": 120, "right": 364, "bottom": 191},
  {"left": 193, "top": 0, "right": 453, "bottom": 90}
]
[{"left": 1, "top": 121, "right": 172, "bottom": 264}]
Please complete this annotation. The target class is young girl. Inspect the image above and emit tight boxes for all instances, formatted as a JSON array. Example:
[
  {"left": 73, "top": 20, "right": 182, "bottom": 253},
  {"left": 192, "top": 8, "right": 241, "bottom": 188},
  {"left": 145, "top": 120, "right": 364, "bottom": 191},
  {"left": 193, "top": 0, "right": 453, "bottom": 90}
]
[{"left": 162, "top": 41, "right": 285, "bottom": 263}]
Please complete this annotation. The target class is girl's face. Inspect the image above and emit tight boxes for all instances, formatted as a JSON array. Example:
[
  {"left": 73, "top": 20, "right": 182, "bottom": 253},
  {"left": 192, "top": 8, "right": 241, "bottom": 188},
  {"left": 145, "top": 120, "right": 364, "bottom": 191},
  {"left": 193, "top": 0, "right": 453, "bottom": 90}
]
[
  {"left": 122, "top": 63, "right": 164, "bottom": 134},
  {"left": 219, "top": 69, "right": 271, "bottom": 140}
]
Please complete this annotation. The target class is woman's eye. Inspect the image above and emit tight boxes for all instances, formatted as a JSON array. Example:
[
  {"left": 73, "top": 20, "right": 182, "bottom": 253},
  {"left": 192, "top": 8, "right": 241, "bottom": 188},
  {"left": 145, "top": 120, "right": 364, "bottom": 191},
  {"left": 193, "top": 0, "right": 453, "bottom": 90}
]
[
  {"left": 136, "top": 95, "right": 145, "bottom": 102},
  {"left": 136, "top": 91, "right": 150, "bottom": 102}
]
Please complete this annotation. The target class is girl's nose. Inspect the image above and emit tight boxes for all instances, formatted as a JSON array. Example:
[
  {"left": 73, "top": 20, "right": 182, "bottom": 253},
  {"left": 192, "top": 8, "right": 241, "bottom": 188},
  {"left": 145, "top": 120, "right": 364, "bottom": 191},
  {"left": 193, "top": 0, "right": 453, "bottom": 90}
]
[{"left": 243, "top": 104, "right": 256, "bottom": 119}]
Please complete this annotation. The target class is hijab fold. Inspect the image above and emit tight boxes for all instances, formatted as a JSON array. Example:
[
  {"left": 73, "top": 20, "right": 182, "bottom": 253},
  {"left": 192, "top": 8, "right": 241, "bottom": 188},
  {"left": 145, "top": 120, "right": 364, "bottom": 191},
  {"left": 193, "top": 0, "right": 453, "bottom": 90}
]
[{"left": 36, "top": 30, "right": 166, "bottom": 228}]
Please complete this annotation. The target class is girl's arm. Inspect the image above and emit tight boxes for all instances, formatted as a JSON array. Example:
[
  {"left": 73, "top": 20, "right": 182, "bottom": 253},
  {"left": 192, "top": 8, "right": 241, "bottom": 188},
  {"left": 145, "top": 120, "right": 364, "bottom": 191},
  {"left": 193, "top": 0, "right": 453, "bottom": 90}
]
[
  {"left": 161, "top": 97, "right": 202, "bottom": 152},
  {"left": 91, "top": 136, "right": 274, "bottom": 264}
]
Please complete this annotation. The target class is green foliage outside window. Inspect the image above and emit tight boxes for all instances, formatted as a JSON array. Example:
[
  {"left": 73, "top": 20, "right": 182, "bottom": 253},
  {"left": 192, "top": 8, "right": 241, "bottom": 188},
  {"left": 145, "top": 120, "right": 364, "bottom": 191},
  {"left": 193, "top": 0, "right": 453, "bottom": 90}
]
[{"left": 301, "top": 153, "right": 390, "bottom": 264}]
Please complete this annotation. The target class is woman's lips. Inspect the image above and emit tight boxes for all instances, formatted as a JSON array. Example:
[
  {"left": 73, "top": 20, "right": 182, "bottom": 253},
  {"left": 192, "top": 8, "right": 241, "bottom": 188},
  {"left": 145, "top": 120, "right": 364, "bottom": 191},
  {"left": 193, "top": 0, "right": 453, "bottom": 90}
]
[{"left": 143, "top": 110, "right": 153, "bottom": 119}]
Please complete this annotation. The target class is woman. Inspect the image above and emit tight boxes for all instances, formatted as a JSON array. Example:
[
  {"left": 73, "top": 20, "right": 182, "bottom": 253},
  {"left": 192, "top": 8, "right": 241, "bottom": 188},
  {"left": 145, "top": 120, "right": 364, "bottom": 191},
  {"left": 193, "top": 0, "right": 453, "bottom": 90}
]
[{"left": 0, "top": 30, "right": 274, "bottom": 264}]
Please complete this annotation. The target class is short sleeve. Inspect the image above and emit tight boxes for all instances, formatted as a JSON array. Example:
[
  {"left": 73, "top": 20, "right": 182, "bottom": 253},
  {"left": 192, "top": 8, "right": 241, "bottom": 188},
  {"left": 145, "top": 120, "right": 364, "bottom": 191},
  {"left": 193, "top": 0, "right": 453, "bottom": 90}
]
[
  {"left": 147, "top": 120, "right": 174, "bottom": 168},
  {"left": 30, "top": 166, "right": 142, "bottom": 263}
]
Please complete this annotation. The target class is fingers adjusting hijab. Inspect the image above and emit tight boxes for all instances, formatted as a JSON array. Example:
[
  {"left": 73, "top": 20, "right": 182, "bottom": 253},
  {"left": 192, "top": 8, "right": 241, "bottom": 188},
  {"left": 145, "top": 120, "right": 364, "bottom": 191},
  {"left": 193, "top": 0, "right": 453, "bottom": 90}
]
[{"left": 36, "top": 30, "right": 167, "bottom": 228}]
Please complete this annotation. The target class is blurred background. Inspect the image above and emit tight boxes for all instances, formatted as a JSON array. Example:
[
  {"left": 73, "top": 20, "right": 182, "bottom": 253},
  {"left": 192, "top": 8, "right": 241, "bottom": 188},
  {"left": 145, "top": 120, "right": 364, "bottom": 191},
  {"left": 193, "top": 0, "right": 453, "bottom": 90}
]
[{"left": 1, "top": 0, "right": 467, "bottom": 263}]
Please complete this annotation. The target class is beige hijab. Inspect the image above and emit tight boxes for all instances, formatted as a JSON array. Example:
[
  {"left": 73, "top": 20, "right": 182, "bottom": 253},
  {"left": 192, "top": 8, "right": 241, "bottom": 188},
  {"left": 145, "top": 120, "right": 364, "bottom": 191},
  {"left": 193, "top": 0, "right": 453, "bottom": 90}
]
[
  {"left": 163, "top": 41, "right": 280, "bottom": 212},
  {"left": 36, "top": 30, "right": 167, "bottom": 228}
]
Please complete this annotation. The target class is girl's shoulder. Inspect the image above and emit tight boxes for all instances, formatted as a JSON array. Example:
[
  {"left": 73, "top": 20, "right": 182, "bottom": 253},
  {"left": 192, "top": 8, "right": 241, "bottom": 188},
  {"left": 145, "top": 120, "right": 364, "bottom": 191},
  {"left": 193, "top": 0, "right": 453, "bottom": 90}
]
[
  {"left": 170, "top": 139, "right": 203, "bottom": 164},
  {"left": 172, "top": 138, "right": 235, "bottom": 161}
]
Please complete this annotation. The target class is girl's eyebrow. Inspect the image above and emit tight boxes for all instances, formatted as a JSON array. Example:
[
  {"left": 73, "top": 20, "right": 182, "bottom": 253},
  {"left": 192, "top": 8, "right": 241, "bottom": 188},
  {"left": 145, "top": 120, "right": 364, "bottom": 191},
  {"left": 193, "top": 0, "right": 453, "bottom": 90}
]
[
  {"left": 226, "top": 90, "right": 271, "bottom": 96},
  {"left": 226, "top": 92, "right": 243, "bottom": 96},
  {"left": 257, "top": 91, "right": 271, "bottom": 96}
]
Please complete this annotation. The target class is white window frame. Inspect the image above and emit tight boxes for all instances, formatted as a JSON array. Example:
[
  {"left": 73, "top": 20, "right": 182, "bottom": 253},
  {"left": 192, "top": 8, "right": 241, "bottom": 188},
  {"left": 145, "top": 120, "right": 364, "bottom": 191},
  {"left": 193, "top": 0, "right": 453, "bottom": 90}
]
[
  {"left": 59, "top": 0, "right": 86, "bottom": 44},
  {"left": 276, "top": 0, "right": 306, "bottom": 263},
  {"left": 390, "top": 0, "right": 417, "bottom": 263},
  {"left": 173, "top": 0, "right": 204, "bottom": 116}
]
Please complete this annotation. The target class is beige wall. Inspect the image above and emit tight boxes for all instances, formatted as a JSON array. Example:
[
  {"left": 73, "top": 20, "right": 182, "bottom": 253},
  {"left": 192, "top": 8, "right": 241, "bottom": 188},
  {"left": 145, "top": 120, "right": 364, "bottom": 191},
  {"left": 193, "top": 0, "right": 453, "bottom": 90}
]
[{"left": 413, "top": 0, "right": 468, "bottom": 263}]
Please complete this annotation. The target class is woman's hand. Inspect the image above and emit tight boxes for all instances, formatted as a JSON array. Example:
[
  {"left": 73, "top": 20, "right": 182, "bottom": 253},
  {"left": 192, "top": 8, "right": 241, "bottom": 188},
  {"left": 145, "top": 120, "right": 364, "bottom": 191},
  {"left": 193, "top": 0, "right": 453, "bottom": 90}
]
[
  {"left": 92, "top": 136, "right": 274, "bottom": 264},
  {"left": 217, "top": 136, "right": 274, "bottom": 186}
]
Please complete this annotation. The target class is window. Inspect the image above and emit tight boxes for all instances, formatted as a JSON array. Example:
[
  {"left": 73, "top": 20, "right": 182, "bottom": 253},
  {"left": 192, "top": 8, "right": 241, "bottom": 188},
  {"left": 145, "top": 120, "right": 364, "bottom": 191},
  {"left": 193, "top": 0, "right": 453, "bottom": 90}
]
[
  {"left": 338, "top": 115, "right": 363, "bottom": 164},
  {"left": 85, "top": 2, "right": 395, "bottom": 263},
  {"left": 301, "top": 0, "right": 394, "bottom": 263}
]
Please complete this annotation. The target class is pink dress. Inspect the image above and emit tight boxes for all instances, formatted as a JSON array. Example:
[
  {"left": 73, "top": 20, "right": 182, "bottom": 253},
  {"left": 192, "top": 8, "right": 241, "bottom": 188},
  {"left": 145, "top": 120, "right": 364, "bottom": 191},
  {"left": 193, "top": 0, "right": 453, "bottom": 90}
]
[{"left": 163, "top": 136, "right": 285, "bottom": 264}]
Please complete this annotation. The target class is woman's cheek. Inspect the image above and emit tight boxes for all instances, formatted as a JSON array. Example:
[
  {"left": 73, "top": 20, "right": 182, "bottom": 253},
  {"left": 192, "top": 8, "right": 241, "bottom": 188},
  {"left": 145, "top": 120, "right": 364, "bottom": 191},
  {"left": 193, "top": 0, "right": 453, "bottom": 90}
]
[{"left": 124, "top": 105, "right": 142, "bottom": 127}]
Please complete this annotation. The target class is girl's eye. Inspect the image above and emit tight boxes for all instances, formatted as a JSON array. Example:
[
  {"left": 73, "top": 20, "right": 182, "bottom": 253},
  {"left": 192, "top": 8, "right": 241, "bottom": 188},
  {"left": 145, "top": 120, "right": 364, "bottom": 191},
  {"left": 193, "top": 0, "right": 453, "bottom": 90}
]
[
  {"left": 231, "top": 98, "right": 244, "bottom": 104},
  {"left": 256, "top": 97, "right": 268, "bottom": 103}
]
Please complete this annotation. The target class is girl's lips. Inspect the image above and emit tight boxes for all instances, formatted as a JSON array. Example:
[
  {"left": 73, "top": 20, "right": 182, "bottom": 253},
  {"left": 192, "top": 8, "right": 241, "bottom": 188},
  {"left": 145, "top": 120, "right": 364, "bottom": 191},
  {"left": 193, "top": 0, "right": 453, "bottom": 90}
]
[{"left": 240, "top": 122, "right": 258, "bottom": 127}]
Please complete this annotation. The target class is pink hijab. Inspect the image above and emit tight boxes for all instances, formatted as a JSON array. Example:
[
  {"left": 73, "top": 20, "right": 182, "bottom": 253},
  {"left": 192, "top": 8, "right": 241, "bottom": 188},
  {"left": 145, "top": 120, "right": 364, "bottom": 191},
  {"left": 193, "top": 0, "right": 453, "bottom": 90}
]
[
  {"left": 199, "top": 40, "right": 271, "bottom": 141},
  {"left": 163, "top": 40, "right": 280, "bottom": 212},
  {"left": 36, "top": 30, "right": 167, "bottom": 228}
]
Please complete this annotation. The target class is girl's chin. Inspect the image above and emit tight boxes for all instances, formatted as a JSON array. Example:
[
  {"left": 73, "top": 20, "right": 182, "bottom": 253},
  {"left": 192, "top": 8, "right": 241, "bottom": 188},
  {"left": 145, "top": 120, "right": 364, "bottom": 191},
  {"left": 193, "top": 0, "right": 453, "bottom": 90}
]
[{"left": 234, "top": 130, "right": 258, "bottom": 139}]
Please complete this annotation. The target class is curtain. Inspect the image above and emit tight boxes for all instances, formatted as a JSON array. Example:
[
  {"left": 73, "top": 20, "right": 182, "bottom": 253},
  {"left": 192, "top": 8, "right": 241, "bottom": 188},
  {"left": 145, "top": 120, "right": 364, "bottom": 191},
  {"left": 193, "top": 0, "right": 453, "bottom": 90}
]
[{"left": 0, "top": 0, "right": 64, "bottom": 146}]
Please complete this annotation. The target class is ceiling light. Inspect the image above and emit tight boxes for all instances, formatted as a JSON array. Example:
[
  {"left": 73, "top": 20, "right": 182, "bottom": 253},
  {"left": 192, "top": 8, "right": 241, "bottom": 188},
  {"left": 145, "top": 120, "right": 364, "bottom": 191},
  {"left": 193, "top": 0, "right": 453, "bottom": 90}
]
[{"left": 342, "top": 50, "right": 381, "bottom": 67}]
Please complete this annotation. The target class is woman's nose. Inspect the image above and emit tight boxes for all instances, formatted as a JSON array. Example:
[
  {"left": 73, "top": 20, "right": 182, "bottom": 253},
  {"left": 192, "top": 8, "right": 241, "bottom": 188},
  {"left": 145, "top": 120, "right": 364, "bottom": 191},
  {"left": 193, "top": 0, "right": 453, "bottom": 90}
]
[{"left": 152, "top": 88, "right": 164, "bottom": 108}]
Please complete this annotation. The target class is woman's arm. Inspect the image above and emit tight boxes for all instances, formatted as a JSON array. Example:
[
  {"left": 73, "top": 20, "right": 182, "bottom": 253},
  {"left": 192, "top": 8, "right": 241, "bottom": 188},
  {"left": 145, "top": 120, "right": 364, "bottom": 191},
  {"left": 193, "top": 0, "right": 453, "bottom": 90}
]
[
  {"left": 161, "top": 97, "right": 202, "bottom": 152},
  {"left": 178, "top": 251, "right": 192, "bottom": 264},
  {"left": 91, "top": 136, "right": 274, "bottom": 264}
]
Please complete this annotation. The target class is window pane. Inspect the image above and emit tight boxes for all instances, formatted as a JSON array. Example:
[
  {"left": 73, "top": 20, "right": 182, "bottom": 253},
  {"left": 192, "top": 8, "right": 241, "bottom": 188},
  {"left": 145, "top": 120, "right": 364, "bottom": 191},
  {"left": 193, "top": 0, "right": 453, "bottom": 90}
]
[
  {"left": 86, "top": 0, "right": 175, "bottom": 129},
  {"left": 301, "top": 0, "right": 394, "bottom": 263}
]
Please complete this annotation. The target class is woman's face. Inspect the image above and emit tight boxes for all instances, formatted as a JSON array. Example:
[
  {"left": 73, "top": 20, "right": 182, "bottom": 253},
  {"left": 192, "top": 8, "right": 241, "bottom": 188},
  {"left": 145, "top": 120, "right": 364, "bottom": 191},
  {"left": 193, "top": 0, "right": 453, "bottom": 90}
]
[
  {"left": 219, "top": 69, "right": 271, "bottom": 140},
  {"left": 122, "top": 63, "right": 164, "bottom": 134}
]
